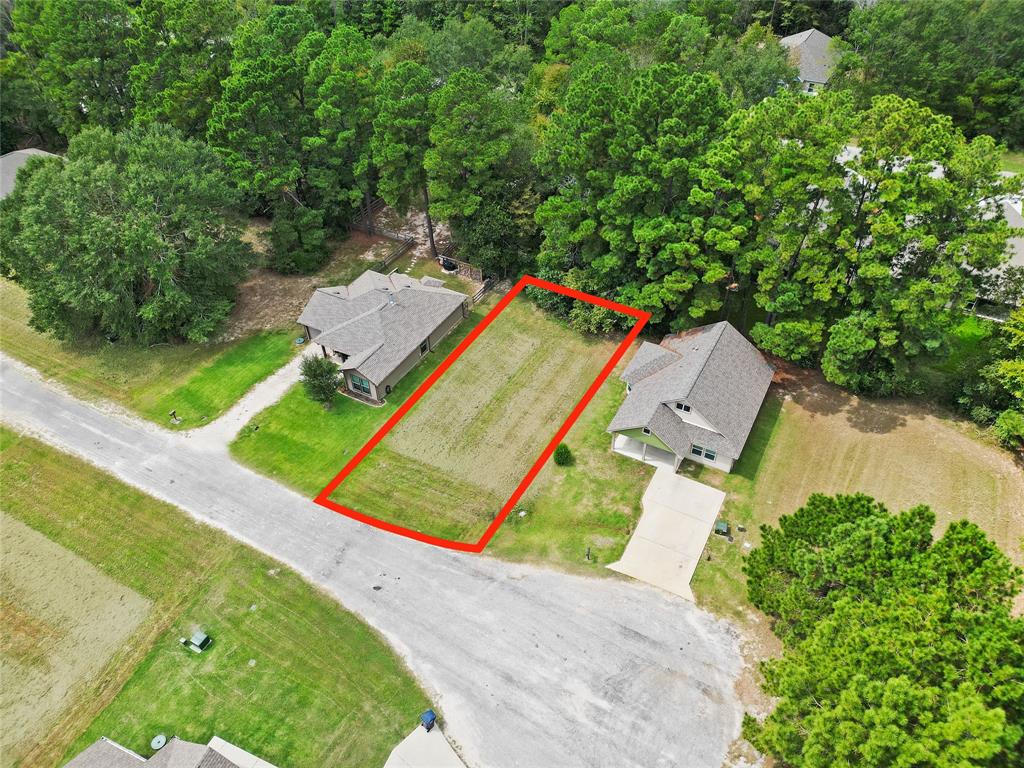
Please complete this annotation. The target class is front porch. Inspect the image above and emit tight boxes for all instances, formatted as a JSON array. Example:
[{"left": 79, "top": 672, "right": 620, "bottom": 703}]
[{"left": 611, "top": 434, "right": 681, "bottom": 472}]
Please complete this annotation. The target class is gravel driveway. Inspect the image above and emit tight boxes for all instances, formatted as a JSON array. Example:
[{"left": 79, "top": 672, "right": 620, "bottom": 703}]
[{"left": 0, "top": 355, "right": 743, "bottom": 768}]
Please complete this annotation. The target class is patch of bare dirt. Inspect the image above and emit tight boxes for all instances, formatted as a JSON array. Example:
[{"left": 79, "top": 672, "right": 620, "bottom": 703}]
[
  {"left": 0, "top": 513, "right": 151, "bottom": 765},
  {"left": 221, "top": 230, "right": 390, "bottom": 341},
  {"left": 376, "top": 205, "right": 452, "bottom": 262}
]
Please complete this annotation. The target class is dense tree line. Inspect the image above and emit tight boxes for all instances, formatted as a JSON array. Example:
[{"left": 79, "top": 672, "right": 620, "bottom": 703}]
[
  {"left": 0, "top": 0, "right": 1021, "bottom": 402},
  {"left": 744, "top": 493, "right": 1023, "bottom": 767},
  {"left": 835, "top": 0, "right": 1024, "bottom": 149}
]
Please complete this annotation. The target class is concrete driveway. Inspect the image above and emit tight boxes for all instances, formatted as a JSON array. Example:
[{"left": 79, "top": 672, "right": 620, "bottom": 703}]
[
  {"left": 609, "top": 468, "right": 726, "bottom": 602},
  {"left": 0, "top": 355, "right": 743, "bottom": 768}
]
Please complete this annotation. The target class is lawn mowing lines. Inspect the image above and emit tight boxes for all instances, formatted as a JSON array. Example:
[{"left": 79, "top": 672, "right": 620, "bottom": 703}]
[{"left": 330, "top": 445, "right": 500, "bottom": 541}]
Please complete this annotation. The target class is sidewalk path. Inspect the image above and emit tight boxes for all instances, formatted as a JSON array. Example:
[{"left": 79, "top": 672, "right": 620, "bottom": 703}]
[
  {"left": 184, "top": 351, "right": 308, "bottom": 451},
  {"left": 0, "top": 354, "right": 743, "bottom": 768}
]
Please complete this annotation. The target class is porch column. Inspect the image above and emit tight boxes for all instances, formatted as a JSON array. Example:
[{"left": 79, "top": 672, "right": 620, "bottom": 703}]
[{"left": 641, "top": 442, "right": 647, "bottom": 461}]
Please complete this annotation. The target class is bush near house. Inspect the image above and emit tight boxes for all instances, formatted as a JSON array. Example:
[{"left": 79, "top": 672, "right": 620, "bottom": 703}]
[{"left": 301, "top": 354, "right": 341, "bottom": 407}]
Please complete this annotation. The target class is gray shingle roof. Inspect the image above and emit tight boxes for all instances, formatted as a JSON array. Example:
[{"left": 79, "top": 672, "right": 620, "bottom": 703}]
[
  {"left": 0, "top": 148, "right": 61, "bottom": 199},
  {"left": 298, "top": 271, "right": 467, "bottom": 385},
  {"left": 780, "top": 28, "right": 835, "bottom": 84},
  {"left": 145, "top": 738, "right": 212, "bottom": 768},
  {"left": 608, "top": 322, "right": 774, "bottom": 460},
  {"left": 64, "top": 738, "right": 146, "bottom": 768}
]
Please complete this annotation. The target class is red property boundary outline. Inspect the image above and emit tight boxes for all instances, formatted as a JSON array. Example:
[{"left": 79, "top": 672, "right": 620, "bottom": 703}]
[{"left": 314, "top": 274, "right": 651, "bottom": 553}]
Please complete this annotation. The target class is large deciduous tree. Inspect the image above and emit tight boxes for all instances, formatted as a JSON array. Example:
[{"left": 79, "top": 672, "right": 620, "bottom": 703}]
[
  {"left": 744, "top": 493, "right": 1023, "bottom": 767},
  {"left": 0, "top": 125, "right": 251, "bottom": 344}
]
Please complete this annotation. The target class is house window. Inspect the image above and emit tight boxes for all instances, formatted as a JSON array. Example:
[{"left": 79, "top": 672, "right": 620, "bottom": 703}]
[
  {"left": 350, "top": 374, "right": 371, "bottom": 396},
  {"left": 691, "top": 444, "right": 704, "bottom": 456},
  {"left": 419, "top": 340, "right": 428, "bottom": 356},
  {"left": 676, "top": 403, "right": 691, "bottom": 413},
  {"left": 642, "top": 427, "right": 651, "bottom": 435},
  {"left": 704, "top": 449, "right": 717, "bottom": 461}
]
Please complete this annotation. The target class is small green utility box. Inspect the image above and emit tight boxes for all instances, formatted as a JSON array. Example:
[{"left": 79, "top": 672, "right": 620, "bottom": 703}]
[{"left": 713, "top": 520, "right": 730, "bottom": 537}]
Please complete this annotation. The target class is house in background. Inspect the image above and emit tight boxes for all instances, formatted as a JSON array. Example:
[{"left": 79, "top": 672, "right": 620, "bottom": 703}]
[
  {"left": 65, "top": 734, "right": 278, "bottom": 767},
  {"left": 0, "top": 148, "right": 60, "bottom": 199},
  {"left": 608, "top": 321, "right": 774, "bottom": 473},
  {"left": 780, "top": 28, "right": 835, "bottom": 93},
  {"left": 298, "top": 270, "right": 469, "bottom": 403}
]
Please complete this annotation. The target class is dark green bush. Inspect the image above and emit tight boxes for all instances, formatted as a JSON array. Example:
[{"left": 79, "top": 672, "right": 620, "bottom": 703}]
[{"left": 553, "top": 443, "right": 573, "bottom": 466}]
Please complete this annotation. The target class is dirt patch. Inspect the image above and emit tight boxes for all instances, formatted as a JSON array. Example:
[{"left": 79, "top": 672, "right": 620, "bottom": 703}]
[
  {"left": 222, "top": 230, "right": 390, "bottom": 341},
  {"left": 375, "top": 205, "right": 452, "bottom": 261},
  {"left": 0, "top": 513, "right": 151, "bottom": 767}
]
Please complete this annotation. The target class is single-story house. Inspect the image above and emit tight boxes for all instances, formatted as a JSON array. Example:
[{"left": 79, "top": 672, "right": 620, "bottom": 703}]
[
  {"left": 0, "top": 148, "right": 61, "bottom": 199},
  {"left": 780, "top": 28, "right": 835, "bottom": 93},
  {"left": 65, "top": 734, "right": 278, "bottom": 768},
  {"left": 298, "top": 270, "right": 469, "bottom": 403},
  {"left": 608, "top": 321, "right": 774, "bottom": 473}
]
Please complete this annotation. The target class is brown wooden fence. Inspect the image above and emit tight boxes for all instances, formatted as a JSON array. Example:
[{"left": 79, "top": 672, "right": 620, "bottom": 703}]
[{"left": 438, "top": 242, "right": 484, "bottom": 283}]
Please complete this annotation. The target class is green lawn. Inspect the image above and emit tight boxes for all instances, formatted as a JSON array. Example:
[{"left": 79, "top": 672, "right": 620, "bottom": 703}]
[
  {"left": 911, "top": 314, "right": 996, "bottom": 399},
  {"left": 325, "top": 298, "right": 618, "bottom": 543},
  {"left": 1, "top": 279, "right": 296, "bottom": 429},
  {"left": 0, "top": 427, "right": 429, "bottom": 768},
  {"left": 230, "top": 295, "right": 499, "bottom": 495},
  {"left": 1002, "top": 150, "right": 1024, "bottom": 175},
  {"left": 487, "top": 378, "right": 654, "bottom": 572}
]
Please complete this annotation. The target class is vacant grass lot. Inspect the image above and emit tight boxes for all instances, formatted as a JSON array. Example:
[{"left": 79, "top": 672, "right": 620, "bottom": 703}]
[
  {"left": 0, "top": 280, "right": 296, "bottom": 429},
  {"left": 328, "top": 297, "right": 618, "bottom": 542},
  {"left": 689, "top": 370, "right": 1024, "bottom": 623},
  {"left": 230, "top": 294, "right": 499, "bottom": 495},
  {"left": 1003, "top": 150, "right": 1024, "bottom": 175},
  {"left": 0, "top": 428, "right": 429, "bottom": 768}
]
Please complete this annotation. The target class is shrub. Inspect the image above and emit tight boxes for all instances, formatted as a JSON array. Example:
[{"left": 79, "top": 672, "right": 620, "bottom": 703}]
[
  {"left": 300, "top": 355, "right": 340, "bottom": 407},
  {"left": 553, "top": 443, "right": 573, "bottom": 466},
  {"left": 992, "top": 409, "right": 1024, "bottom": 450}
]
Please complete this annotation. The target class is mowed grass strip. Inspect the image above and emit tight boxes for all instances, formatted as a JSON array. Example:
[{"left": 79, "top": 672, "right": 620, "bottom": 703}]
[
  {"left": 333, "top": 445, "right": 503, "bottom": 541},
  {"left": 0, "top": 428, "right": 429, "bottom": 768},
  {"left": 229, "top": 295, "right": 500, "bottom": 495},
  {"left": 330, "top": 297, "right": 619, "bottom": 543},
  {"left": 0, "top": 279, "right": 295, "bottom": 429},
  {"left": 488, "top": 377, "right": 653, "bottom": 571}
]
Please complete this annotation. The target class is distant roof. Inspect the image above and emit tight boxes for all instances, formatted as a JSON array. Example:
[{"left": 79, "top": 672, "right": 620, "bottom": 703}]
[
  {"left": 0, "top": 148, "right": 61, "bottom": 199},
  {"left": 298, "top": 271, "right": 467, "bottom": 384},
  {"left": 780, "top": 28, "right": 835, "bottom": 84},
  {"left": 608, "top": 322, "right": 774, "bottom": 459},
  {"left": 146, "top": 738, "right": 213, "bottom": 768},
  {"left": 1003, "top": 196, "right": 1024, "bottom": 270},
  {"left": 65, "top": 736, "right": 272, "bottom": 768},
  {"left": 64, "top": 737, "right": 145, "bottom": 767}
]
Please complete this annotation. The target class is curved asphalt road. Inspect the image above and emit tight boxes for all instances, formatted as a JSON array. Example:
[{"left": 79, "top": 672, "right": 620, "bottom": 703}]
[{"left": 0, "top": 355, "right": 742, "bottom": 768}]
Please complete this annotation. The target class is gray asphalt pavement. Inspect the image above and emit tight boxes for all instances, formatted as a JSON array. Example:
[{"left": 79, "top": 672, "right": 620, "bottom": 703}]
[{"left": 0, "top": 355, "right": 743, "bottom": 768}]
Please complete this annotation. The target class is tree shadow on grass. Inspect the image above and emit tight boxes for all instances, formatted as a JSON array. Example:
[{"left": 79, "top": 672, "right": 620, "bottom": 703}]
[{"left": 776, "top": 366, "right": 910, "bottom": 436}]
